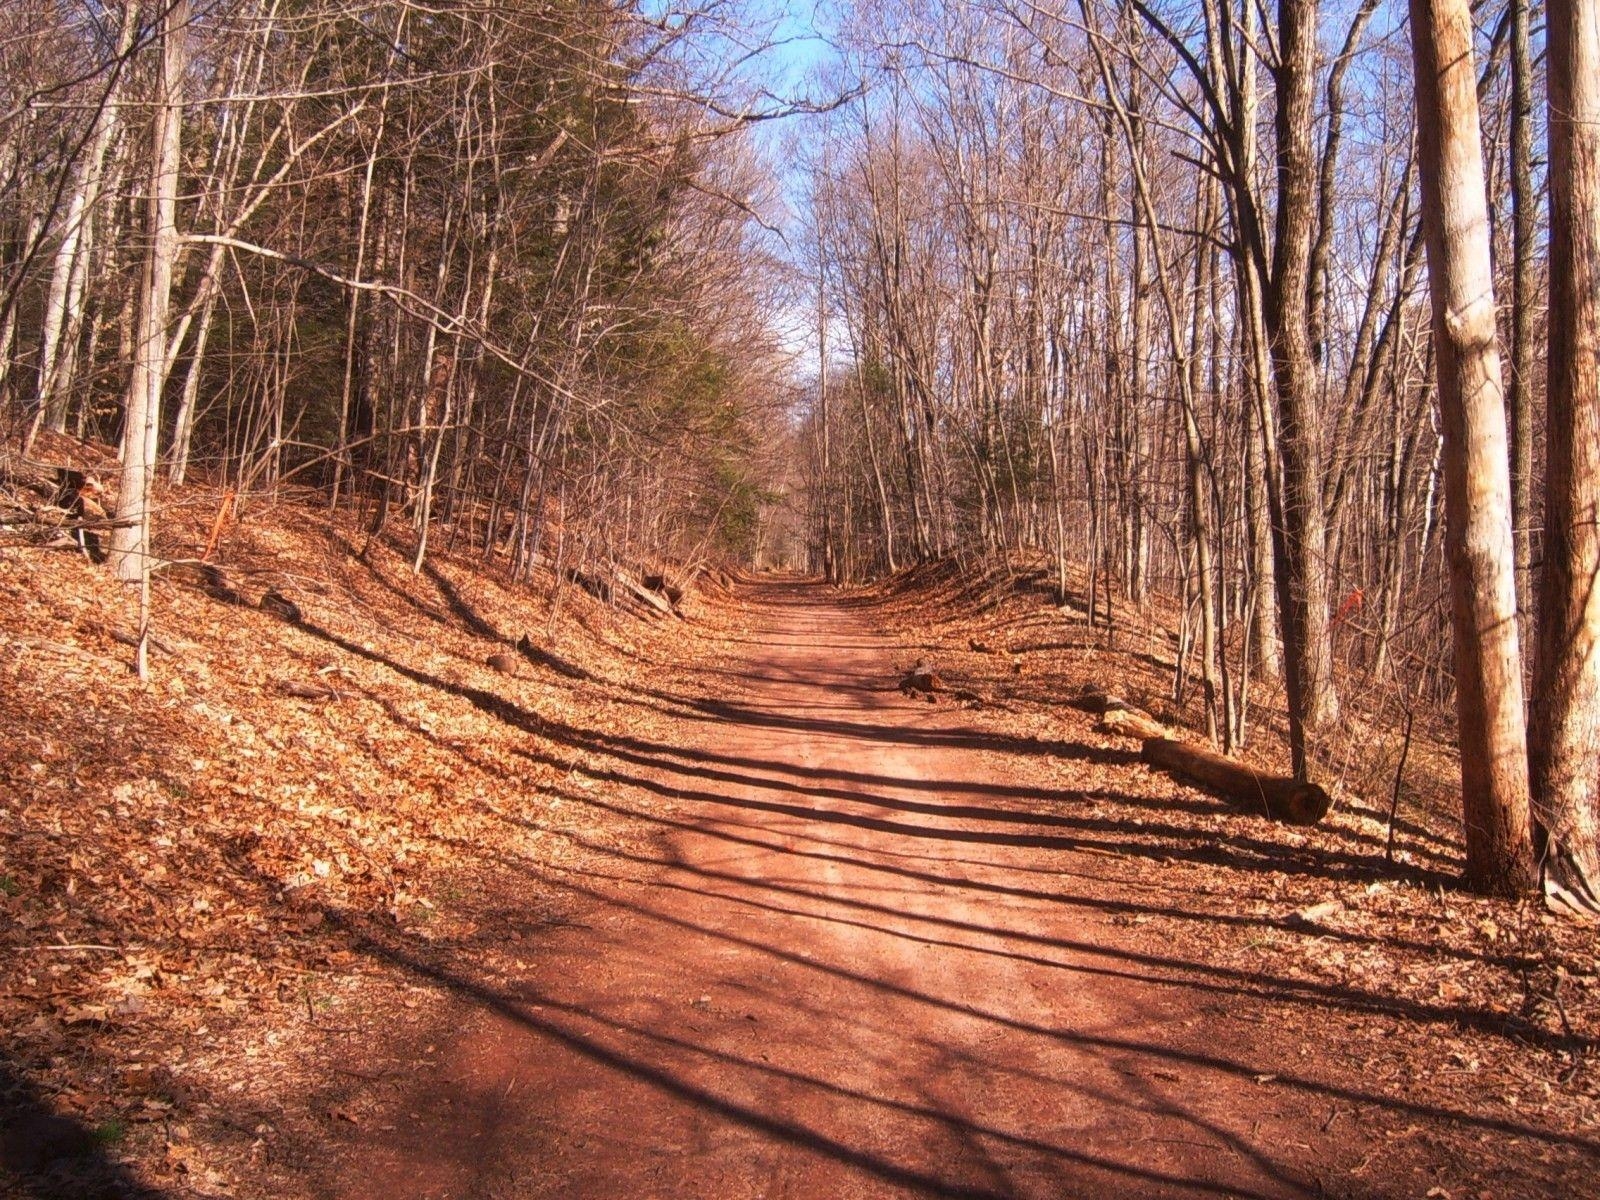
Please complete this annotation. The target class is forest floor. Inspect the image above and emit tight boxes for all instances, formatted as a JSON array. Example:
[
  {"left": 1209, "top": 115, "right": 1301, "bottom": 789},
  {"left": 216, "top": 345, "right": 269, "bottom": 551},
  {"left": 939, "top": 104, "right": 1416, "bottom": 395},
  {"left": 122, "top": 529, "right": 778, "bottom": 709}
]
[{"left": 3, "top": 498, "right": 1599, "bottom": 1198}]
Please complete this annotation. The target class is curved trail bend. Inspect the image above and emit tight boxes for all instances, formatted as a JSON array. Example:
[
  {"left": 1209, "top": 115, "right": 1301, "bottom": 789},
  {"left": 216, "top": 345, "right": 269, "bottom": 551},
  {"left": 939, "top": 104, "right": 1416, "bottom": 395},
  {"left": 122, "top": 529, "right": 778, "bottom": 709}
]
[{"left": 325, "top": 580, "right": 1446, "bottom": 1199}]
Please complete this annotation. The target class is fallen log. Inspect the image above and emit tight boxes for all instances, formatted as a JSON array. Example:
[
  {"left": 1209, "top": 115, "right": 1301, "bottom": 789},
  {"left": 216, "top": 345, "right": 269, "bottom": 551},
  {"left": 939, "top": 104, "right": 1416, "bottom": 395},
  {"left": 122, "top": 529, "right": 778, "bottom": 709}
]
[
  {"left": 161, "top": 559, "right": 250, "bottom": 605},
  {"left": 1078, "top": 690, "right": 1173, "bottom": 739},
  {"left": 278, "top": 679, "right": 341, "bottom": 701},
  {"left": 565, "top": 566, "right": 612, "bottom": 602},
  {"left": 107, "top": 625, "right": 179, "bottom": 658},
  {"left": 260, "top": 587, "right": 302, "bottom": 623},
  {"left": 1140, "top": 737, "right": 1332, "bottom": 825},
  {"left": 641, "top": 570, "right": 686, "bottom": 607},
  {"left": 1096, "top": 706, "right": 1171, "bottom": 740},
  {"left": 617, "top": 571, "right": 676, "bottom": 616}
]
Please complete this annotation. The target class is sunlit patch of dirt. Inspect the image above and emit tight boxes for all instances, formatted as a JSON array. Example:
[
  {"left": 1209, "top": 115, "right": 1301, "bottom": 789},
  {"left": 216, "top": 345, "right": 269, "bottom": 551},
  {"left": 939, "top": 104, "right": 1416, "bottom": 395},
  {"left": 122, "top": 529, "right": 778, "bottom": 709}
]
[
  {"left": 3, "top": 519, "right": 1596, "bottom": 1197},
  {"left": 850, "top": 554, "right": 1599, "bottom": 1145},
  {"left": 1, "top": 491, "right": 703, "bottom": 1195}
]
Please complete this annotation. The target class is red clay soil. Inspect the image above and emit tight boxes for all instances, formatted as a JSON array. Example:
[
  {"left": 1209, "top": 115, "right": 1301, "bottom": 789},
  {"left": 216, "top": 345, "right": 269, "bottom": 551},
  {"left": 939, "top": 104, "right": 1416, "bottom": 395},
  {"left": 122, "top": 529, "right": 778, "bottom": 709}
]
[
  {"left": 4, "top": 528, "right": 1597, "bottom": 1200},
  {"left": 290, "top": 579, "right": 1592, "bottom": 1200}
]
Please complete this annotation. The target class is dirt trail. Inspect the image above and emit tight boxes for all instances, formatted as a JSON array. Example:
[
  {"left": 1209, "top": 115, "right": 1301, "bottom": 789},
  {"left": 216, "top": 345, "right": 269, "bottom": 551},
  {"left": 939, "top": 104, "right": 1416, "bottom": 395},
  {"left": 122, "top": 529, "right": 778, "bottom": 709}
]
[{"left": 314, "top": 581, "right": 1515, "bottom": 1198}]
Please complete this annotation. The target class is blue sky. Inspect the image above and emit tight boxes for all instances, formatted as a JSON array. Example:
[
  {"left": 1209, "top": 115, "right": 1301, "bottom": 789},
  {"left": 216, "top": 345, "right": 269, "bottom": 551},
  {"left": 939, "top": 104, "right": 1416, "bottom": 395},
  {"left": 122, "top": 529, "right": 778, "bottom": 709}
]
[
  {"left": 747, "top": 0, "right": 838, "bottom": 91},
  {"left": 735, "top": 3, "right": 845, "bottom": 376}
]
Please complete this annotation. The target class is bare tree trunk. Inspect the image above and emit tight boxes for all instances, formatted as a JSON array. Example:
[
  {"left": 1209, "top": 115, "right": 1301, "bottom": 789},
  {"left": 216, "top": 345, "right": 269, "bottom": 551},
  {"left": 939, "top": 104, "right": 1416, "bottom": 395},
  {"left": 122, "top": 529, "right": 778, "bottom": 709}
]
[
  {"left": 1307, "top": 0, "right": 1382, "bottom": 365},
  {"left": 166, "top": 285, "right": 218, "bottom": 485},
  {"left": 1530, "top": 0, "right": 1600, "bottom": 911},
  {"left": 1125, "top": 71, "right": 1150, "bottom": 603},
  {"left": 33, "top": 3, "right": 137, "bottom": 442},
  {"left": 1087, "top": 2, "right": 1222, "bottom": 741},
  {"left": 109, "top": 2, "right": 187, "bottom": 584},
  {"left": 1408, "top": 0, "right": 1536, "bottom": 896},
  {"left": 818, "top": 223, "right": 837, "bottom": 583},
  {"left": 1268, "top": 0, "right": 1341, "bottom": 778},
  {"left": 1507, "top": 0, "right": 1536, "bottom": 638},
  {"left": 1207, "top": 0, "right": 1282, "bottom": 683},
  {"left": 852, "top": 347, "right": 897, "bottom": 572},
  {"left": 333, "top": 7, "right": 407, "bottom": 509},
  {"left": 1243, "top": 370, "right": 1281, "bottom": 680},
  {"left": 1186, "top": 183, "right": 1223, "bottom": 746}
]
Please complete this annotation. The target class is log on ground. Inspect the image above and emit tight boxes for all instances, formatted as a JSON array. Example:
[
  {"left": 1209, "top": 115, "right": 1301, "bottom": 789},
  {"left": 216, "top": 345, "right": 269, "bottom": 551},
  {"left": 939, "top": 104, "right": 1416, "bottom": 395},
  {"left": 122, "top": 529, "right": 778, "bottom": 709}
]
[
  {"left": 617, "top": 572, "right": 676, "bottom": 616},
  {"left": 1096, "top": 706, "right": 1170, "bottom": 740},
  {"left": 1078, "top": 690, "right": 1172, "bottom": 740},
  {"left": 1140, "top": 737, "right": 1332, "bottom": 825}
]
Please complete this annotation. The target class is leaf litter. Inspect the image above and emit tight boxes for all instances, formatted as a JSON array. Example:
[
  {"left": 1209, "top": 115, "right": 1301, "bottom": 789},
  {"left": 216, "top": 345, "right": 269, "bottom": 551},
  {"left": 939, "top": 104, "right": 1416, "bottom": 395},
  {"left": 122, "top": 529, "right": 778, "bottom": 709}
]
[{"left": 0, "top": 509, "right": 1596, "bottom": 1196}]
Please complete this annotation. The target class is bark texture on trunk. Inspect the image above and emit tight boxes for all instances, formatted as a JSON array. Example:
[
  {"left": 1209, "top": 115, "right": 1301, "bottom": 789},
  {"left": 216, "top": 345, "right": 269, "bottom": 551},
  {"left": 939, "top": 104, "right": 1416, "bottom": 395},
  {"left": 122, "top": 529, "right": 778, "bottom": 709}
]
[
  {"left": 109, "top": 2, "right": 187, "bottom": 584},
  {"left": 1508, "top": 0, "right": 1536, "bottom": 639},
  {"left": 1532, "top": 0, "right": 1600, "bottom": 913},
  {"left": 1267, "top": 0, "right": 1340, "bottom": 779},
  {"left": 1408, "top": 0, "right": 1537, "bottom": 896},
  {"left": 1141, "top": 737, "right": 1332, "bottom": 825}
]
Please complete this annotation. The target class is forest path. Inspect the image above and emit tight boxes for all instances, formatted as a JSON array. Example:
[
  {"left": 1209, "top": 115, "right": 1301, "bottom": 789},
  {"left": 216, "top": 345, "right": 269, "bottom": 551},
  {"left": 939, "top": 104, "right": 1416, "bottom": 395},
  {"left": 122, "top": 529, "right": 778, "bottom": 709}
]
[{"left": 322, "top": 580, "right": 1398, "bottom": 1199}]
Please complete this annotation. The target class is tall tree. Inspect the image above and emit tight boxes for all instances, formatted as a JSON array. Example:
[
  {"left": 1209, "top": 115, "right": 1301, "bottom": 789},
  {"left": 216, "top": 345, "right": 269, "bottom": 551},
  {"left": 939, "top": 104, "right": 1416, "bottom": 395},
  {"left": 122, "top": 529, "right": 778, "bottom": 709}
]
[
  {"left": 1266, "top": 0, "right": 1341, "bottom": 778},
  {"left": 109, "top": 0, "right": 188, "bottom": 584},
  {"left": 1408, "top": 0, "right": 1536, "bottom": 894},
  {"left": 1506, "top": 0, "right": 1537, "bottom": 632},
  {"left": 1530, "top": 0, "right": 1600, "bottom": 911}
]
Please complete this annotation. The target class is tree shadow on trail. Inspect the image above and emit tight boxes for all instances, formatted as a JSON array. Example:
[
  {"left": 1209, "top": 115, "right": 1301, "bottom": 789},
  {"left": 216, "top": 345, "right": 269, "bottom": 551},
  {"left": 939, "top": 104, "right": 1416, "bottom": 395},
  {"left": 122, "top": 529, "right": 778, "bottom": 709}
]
[
  {"left": 270, "top": 881, "right": 1363, "bottom": 1200},
  {"left": 295, "top": 611, "right": 1448, "bottom": 895},
  {"left": 0, "top": 1058, "right": 168, "bottom": 1199},
  {"left": 521, "top": 785, "right": 1581, "bottom": 1058},
  {"left": 302, "top": 607, "right": 1503, "bottom": 937},
  {"left": 247, "top": 589, "right": 1599, "bottom": 1198},
  {"left": 337, "top": 638, "right": 1576, "bottom": 1066},
  {"left": 253, "top": 832, "right": 1597, "bottom": 1200},
  {"left": 519, "top": 790, "right": 1532, "bottom": 977}
]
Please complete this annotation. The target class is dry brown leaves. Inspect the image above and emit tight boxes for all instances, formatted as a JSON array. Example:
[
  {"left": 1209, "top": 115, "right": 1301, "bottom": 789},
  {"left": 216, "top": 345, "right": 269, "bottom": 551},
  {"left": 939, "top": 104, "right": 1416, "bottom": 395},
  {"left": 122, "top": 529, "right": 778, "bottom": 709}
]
[
  {"left": 4, "top": 516, "right": 1599, "bottom": 1195},
  {"left": 1, "top": 491, "right": 701, "bottom": 1194},
  {"left": 851, "top": 554, "right": 1600, "bottom": 1159}
]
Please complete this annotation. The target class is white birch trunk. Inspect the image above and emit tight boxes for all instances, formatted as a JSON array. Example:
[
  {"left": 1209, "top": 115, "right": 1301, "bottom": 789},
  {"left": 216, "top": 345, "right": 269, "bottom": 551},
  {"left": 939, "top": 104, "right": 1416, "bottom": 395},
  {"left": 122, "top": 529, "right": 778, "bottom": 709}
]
[
  {"left": 35, "top": 4, "right": 139, "bottom": 437},
  {"left": 109, "top": 1, "right": 187, "bottom": 584}
]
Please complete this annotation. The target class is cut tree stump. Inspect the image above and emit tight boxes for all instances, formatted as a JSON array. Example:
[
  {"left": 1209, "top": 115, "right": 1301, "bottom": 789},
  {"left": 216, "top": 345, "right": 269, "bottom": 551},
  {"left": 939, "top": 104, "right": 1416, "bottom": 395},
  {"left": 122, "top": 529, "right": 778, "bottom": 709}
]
[
  {"left": 900, "top": 660, "right": 947, "bottom": 701},
  {"left": 1140, "top": 737, "right": 1332, "bottom": 825},
  {"left": 898, "top": 659, "right": 990, "bottom": 706}
]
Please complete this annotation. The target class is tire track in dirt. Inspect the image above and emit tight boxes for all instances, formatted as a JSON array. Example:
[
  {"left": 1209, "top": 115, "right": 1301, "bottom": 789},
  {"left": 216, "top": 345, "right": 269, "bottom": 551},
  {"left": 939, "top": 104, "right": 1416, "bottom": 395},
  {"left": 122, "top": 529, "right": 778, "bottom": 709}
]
[{"left": 319, "top": 579, "right": 1471, "bottom": 1198}]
